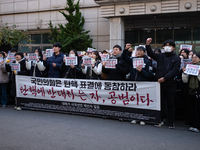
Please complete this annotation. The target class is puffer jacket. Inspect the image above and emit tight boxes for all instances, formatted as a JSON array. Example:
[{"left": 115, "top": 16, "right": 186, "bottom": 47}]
[
  {"left": 146, "top": 45, "right": 181, "bottom": 87},
  {"left": 44, "top": 52, "right": 64, "bottom": 78},
  {"left": 0, "top": 58, "right": 9, "bottom": 84}
]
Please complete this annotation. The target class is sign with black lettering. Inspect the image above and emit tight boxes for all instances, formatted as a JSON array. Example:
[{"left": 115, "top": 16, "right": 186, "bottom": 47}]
[
  {"left": 65, "top": 56, "right": 77, "bottom": 66},
  {"left": 105, "top": 59, "right": 117, "bottom": 69}
]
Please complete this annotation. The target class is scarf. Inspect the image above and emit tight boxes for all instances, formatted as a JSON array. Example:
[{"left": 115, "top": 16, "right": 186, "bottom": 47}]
[
  {"left": 189, "top": 61, "right": 200, "bottom": 89},
  {"left": 111, "top": 52, "right": 122, "bottom": 59}
]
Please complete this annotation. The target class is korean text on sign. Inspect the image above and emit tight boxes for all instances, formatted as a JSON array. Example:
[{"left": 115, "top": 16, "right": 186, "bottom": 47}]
[
  {"left": 65, "top": 56, "right": 77, "bottom": 66},
  {"left": 83, "top": 57, "right": 92, "bottom": 66},
  {"left": 133, "top": 58, "right": 145, "bottom": 68},
  {"left": 105, "top": 59, "right": 117, "bottom": 69},
  {"left": 100, "top": 54, "right": 109, "bottom": 62},
  {"left": 8, "top": 53, "right": 16, "bottom": 62},
  {"left": 184, "top": 64, "right": 200, "bottom": 76},
  {"left": 180, "top": 45, "right": 192, "bottom": 51},
  {"left": 11, "top": 63, "right": 20, "bottom": 71},
  {"left": 28, "top": 53, "right": 38, "bottom": 62},
  {"left": 45, "top": 49, "right": 54, "bottom": 57}
]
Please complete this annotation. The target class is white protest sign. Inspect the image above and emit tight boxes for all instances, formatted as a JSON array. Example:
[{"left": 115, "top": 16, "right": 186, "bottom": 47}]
[
  {"left": 83, "top": 57, "right": 92, "bottom": 66},
  {"left": 182, "top": 59, "right": 192, "bottom": 68},
  {"left": 184, "top": 64, "right": 200, "bottom": 76},
  {"left": 65, "top": 56, "right": 78, "bottom": 66},
  {"left": 28, "top": 53, "right": 38, "bottom": 62},
  {"left": 100, "top": 54, "right": 109, "bottom": 62},
  {"left": 180, "top": 45, "right": 192, "bottom": 51},
  {"left": 11, "top": 63, "right": 20, "bottom": 71},
  {"left": 133, "top": 58, "right": 145, "bottom": 68},
  {"left": 105, "top": 59, "right": 117, "bottom": 69},
  {"left": 87, "top": 48, "right": 93, "bottom": 53},
  {"left": 8, "top": 53, "right": 16, "bottom": 62},
  {"left": 45, "top": 49, "right": 54, "bottom": 57},
  {"left": 161, "top": 49, "right": 165, "bottom": 53},
  {"left": 77, "top": 51, "right": 83, "bottom": 56},
  {"left": 0, "top": 57, "right": 3, "bottom": 64}
]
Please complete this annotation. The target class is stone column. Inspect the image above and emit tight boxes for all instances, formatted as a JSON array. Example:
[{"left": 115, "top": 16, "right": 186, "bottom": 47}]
[{"left": 109, "top": 17, "right": 124, "bottom": 49}]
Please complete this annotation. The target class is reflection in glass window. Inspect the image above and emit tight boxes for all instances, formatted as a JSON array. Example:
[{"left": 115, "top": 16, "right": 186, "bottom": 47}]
[
  {"left": 140, "top": 29, "right": 155, "bottom": 44},
  {"left": 156, "top": 28, "right": 173, "bottom": 44},
  {"left": 31, "top": 34, "right": 41, "bottom": 44},
  {"left": 174, "top": 27, "right": 191, "bottom": 44}
]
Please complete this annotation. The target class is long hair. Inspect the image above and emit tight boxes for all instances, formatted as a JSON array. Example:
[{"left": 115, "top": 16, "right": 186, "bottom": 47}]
[
  {"left": 92, "top": 51, "right": 101, "bottom": 61},
  {"left": 36, "top": 48, "right": 43, "bottom": 61}
]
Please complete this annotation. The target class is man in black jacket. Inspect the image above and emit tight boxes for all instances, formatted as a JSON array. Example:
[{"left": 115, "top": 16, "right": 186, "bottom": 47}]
[
  {"left": 122, "top": 45, "right": 154, "bottom": 81},
  {"left": 146, "top": 38, "right": 181, "bottom": 129},
  {"left": 102, "top": 45, "right": 129, "bottom": 80}
]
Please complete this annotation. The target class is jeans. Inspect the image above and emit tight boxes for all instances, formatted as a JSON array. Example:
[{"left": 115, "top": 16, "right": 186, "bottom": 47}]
[{"left": 0, "top": 83, "right": 7, "bottom": 106}]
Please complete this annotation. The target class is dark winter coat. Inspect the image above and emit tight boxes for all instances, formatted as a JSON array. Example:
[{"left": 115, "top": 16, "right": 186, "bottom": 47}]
[
  {"left": 102, "top": 55, "right": 129, "bottom": 80},
  {"left": 60, "top": 58, "right": 83, "bottom": 79},
  {"left": 146, "top": 45, "right": 181, "bottom": 87},
  {"left": 121, "top": 49, "right": 154, "bottom": 81},
  {"left": 44, "top": 52, "right": 64, "bottom": 78},
  {"left": 6, "top": 59, "right": 29, "bottom": 97}
]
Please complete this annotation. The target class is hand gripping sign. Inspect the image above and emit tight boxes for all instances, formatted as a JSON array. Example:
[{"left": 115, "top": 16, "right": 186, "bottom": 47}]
[
  {"left": 184, "top": 64, "right": 200, "bottom": 76},
  {"left": 105, "top": 59, "right": 117, "bottom": 69},
  {"left": 65, "top": 56, "right": 78, "bottom": 66}
]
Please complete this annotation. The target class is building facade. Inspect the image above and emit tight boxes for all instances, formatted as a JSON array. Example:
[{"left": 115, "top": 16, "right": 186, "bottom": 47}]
[{"left": 1, "top": 0, "right": 200, "bottom": 53}]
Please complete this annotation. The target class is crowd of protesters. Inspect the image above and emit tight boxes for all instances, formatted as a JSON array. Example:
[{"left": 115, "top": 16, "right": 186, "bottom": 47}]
[{"left": 0, "top": 38, "right": 200, "bottom": 132}]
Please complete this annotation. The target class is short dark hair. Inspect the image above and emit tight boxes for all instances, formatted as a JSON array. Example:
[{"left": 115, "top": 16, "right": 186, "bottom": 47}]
[
  {"left": 113, "top": 45, "right": 122, "bottom": 51},
  {"left": 53, "top": 42, "right": 62, "bottom": 49},
  {"left": 137, "top": 46, "right": 146, "bottom": 52},
  {"left": 154, "top": 48, "right": 161, "bottom": 53},
  {"left": 11, "top": 48, "right": 18, "bottom": 53},
  {"left": 180, "top": 49, "right": 189, "bottom": 56},
  {"left": 0, "top": 51, "right": 5, "bottom": 57},
  {"left": 193, "top": 53, "right": 200, "bottom": 59},
  {"left": 163, "top": 39, "right": 175, "bottom": 47},
  {"left": 15, "top": 52, "right": 24, "bottom": 59}
]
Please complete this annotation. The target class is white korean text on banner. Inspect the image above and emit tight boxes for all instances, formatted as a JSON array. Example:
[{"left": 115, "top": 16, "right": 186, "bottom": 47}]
[
  {"left": 184, "top": 64, "right": 200, "bottom": 76},
  {"left": 45, "top": 49, "right": 54, "bottom": 57},
  {"left": 65, "top": 56, "right": 78, "bottom": 66},
  {"left": 83, "top": 57, "right": 92, "bottom": 66},
  {"left": 105, "top": 59, "right": 117, "bottom": 69},
  {"left": 180, "top": 45, "right": 192, "bottom": 51},
  {"left": 100, "top": 54, "right": 109, "bottom": 62},
  {"left": 28, "top": 53, "right": 38, "bottom": 62},
  {"left": 16, "top": 76, "right": 161, "bottom": 123},
  {"left": 133, "top": 58, "right": 145, "bottom": 68},
  {"left": 8, "top": 53, "right": 16, "bottom": 62},
  {"left": 11, "top": 63, "right": 20, "bottom": 71}
]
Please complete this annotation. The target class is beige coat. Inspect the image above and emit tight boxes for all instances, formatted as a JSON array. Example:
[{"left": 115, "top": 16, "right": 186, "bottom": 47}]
[{"left": 0, "top": 59, "right": 9, "bottom": 84}]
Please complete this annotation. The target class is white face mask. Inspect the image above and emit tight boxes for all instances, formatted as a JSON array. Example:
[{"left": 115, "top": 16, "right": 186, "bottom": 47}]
[
  {"left": 164, "top": 46, "right": 172, "bottom": 53},
  {"left": 69, "top": 54, "right": 75, "bottom": 57}
]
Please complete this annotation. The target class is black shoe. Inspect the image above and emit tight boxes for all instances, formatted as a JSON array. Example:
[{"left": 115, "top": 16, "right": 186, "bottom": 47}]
[{"left": 169, "top": 124, "right": 175, "bottom": 129}]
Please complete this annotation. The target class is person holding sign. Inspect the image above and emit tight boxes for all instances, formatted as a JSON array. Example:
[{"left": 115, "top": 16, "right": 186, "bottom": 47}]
[
  {"left": 82, "top": 51, "right": 102, "bottom": 79},
  {"left": 60, "top": 49, "right": 83, "bottom": 79},
  {"left": 0, "top": 51, "right": 9, "bottom": 108},
  {"left": 146, "top": 38, "right": 181, "bottom": 129},
  {"left": 6, "top": 52, "right": 29, "bottom": 110},
  {"left": 102, "top": 45, "right": 129, "bottom": 80},
  {"left": 43, "top": 42, "right": 64, "bottom": 78},
  {"left": 182, "top": 53, "right": 200, "bottom": 132},
  {"left": 26, "top": 48, "right": 46, "bottom": 77},
  {"left": 122, "top": 45, "right": 154, "bottom": 81}
]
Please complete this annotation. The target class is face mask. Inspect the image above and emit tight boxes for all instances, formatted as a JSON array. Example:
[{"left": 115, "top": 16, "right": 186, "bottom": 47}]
[
  {"left": 69, "top": 54, "right": 75, "bottom": 57},
  {"left": 164, "top": 46, "right": 172, "bottom": 53}
]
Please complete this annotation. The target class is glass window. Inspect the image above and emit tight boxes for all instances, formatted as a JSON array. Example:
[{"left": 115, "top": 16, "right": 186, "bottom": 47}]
[
  {"left": 20, "top": 46, "right": 29, "bottom": 53},
  {"left": 125, "top": 29, "right": 138, "bottom": 46},
  {"left": 42, "top": 33, "right": 52, "bottom": 44},
  {"left": 156, "top": 28, "right": 173, "bottom": 44},
  {"left": 43, "top": 46, "right": 53, "bottom": 51},
  {"left": 140, "top": 29, "right": 155, "bottom": 44},
  {"left": 194, "top": 46, "right": 200, "bottom": 53},
  {"left": 31, "top": 34, "right": 41, "bottom": 44},
  {"left": 174, "top": 28, "right": 191, "bottom": 44},
  {"left": 193, "top": 28, "right": 200, "bottom": 44}
]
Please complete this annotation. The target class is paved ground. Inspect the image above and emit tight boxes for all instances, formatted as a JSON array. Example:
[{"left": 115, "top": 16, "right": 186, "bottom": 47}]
[{"left": 0, "top": 105, "right": 199, "bottom": 150}]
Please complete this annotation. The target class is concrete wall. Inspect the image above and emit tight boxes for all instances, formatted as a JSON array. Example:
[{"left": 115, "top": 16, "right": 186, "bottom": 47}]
[{"left": 0, "top": 0, "right": 110, "bottom": 51}]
